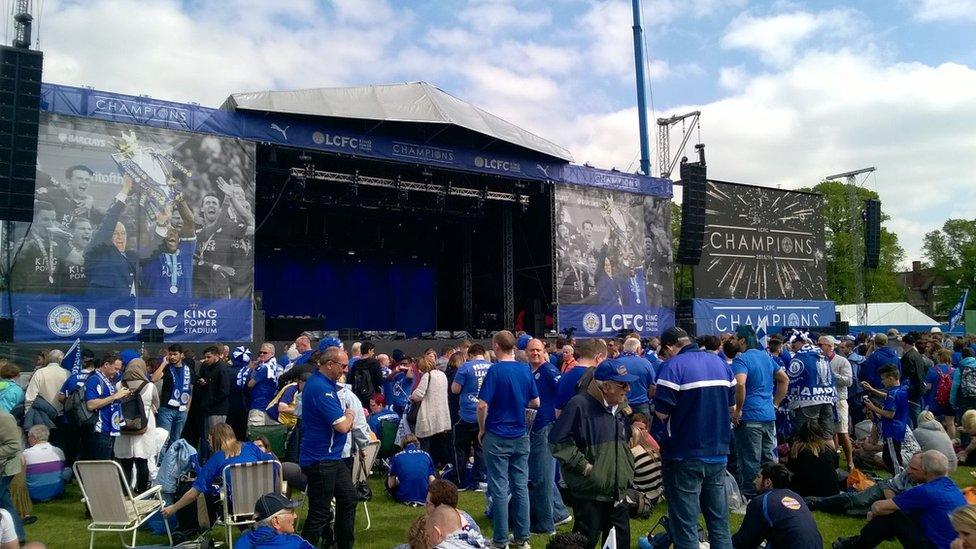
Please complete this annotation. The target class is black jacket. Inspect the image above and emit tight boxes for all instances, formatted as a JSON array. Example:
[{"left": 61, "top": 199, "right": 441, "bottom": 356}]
[
  {"left": 901, "top": 347, "right": 928, "bottom": 402},
  {"left": 197, "top": 360, "right": 230, "bottom": 416},
  {"left": 732, "top": 488, "right": 822, "bottom": 549}
]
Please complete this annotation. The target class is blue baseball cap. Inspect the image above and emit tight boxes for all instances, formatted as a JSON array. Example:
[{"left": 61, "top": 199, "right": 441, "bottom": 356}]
[
  {"left": 594, "top": 358, "right": 638, "bottom": 383},
  {"left": 516, "top": 333, "right": 532, "bottom": 351},
  {"left": 119, "top": 349, "right": 140, "bottom": 367}
]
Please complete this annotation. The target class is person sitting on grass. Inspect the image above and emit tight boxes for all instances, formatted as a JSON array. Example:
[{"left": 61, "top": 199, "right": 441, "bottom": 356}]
[
  {"left": 162, "top": 423, "right": 276, "bottom": 533},
  {"left": 233, "top": 492, "right": 312, "bottom": 549},
  {"left": 786, "top": 421, "right": 840, "bottom": 497},
  {"left": 367, "top": 394, "right": 399, "bottom": 438},
  {"left": 833, "top": 450, "right": 965, "bottom": 549},
  {"left": 860, "top": 364, "right": 910, "bottom": 474},
  {"left": 956, "top": 410, "right": 976, "bottom": 467},
  {"left": 424, "top": 479, "right": 481, "bottom": 535},
  {"left": 387, "top": 434, "right": 435, "bottom": 506},
  {"left": 806, "top": 452, "right": 921, "bottom": 516},
  {"left": 732, "top": 463, "right": 822, "bottom": 549},
  {"left": 425, "top": 504, "right": 488, "bottom": 549},
  {"left": 914, "top": 410, "right": 957, "bottom": 471},
  {"left": 950, "top": 504, "right": 976, "bottom": 549}
]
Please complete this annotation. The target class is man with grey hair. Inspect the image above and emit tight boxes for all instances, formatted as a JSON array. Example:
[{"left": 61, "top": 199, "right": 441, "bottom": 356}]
[
  {"left": 833, "top": 449, "right": 965, "bottom": 548},
  {"left": 619, "top": 336, "right": 656, "bottom": 417},
  {"left": 235, "top": 492, "right": 312, "bottom": 548},
  {"left": 25, "top": 350, "right": 69, "bottom": 414},
  {"left": 24, "top": 424, "right": 68, "bottom": 502},
  {"left": 818, "top": 335, "right": 854, "bottom": 469}
]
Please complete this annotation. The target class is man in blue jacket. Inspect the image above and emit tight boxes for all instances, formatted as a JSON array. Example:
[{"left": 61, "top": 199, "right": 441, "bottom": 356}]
[{"left": 234, "top": 493, "right": 312, "bottom": 549}]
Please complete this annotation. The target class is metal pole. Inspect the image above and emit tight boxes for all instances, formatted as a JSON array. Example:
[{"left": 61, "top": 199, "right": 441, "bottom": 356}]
[
  {"left": 502, "top": 207, "right": 514, "bottom": 329},
  {"left": 631, "top": 0, "right": 652, "bottom": 176}
]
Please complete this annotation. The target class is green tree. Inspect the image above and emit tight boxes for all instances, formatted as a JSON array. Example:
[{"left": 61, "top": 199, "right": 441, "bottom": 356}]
[
  {"left": 670, "top": 201, "right": 693, "bottom": 298},
  {"left": 922, "top": 219, "right": 976, "bottom": 312},
  {"left": 798, "top": 181, "right": 905, "bottom": 304}
]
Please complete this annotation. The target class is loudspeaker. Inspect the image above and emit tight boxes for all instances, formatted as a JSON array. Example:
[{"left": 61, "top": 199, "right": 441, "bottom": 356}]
[
  {"left": 0, "top": 46, "right": 42, "bottom": 222},
  {"left": 677, "top": 161, "right": 706, "bottom": 265},
  {"left": 0, "top": 318, "right": 12, "bottom": 342},
  {"left": 863, "top": 199, "right": 881, "bottom": 269},
  {"left": 139, "top": 328, "right": 165, "bottom": 343},
  {"left": 831, "top": 320, "right": 850, "bottom": 336},
  {"left": 675, "top": 299, "right": 696, "bottom": 337}
]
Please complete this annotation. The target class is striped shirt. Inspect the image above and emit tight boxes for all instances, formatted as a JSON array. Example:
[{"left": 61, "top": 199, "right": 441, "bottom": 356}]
[
  {"left": 631, "top": 446, "right": 663, "bottom": 502},
  {"left": 24, "top": 442, "right": 66, "bottom": 501}
]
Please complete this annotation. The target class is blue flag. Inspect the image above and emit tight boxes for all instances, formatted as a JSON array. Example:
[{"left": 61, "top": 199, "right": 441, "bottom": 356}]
[
  {"left": 948, "top": 289, "right": 969, "bottom": 333},
  {"left": 60, "top": 338, "right": 82, "bottom": 374}
]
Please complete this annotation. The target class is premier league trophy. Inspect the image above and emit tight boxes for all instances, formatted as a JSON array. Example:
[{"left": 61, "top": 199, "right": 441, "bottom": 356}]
[{"left": 112, "top": 130, "right": 190, "bottom": 230}]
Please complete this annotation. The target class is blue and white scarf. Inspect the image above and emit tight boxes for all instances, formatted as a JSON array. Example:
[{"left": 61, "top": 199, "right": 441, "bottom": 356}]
[{"left": 167, "top": 364, "right": 191, "bottom": 411}]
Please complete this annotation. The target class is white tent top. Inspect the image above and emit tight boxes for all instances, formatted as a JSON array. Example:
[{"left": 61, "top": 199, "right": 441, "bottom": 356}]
[
  {"left": 836, "top": 302, "right": 939, "bottom": 326},
  {"left": 222, "top": 81, "right": 574, "bottom": 162}
]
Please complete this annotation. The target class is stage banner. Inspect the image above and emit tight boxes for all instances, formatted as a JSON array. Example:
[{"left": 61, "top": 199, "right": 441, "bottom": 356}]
[
  {"left": 692, "top": 298, "right": 835, "bottom": 336},
  {"left": 1, "top": 113, "right": 256, "bottom": 342},
  {"left": 694, "top": 181, "right": 827, "bottom": 300},
  {"left": 554, "top": 184, "right": 674, "bottom": 337}
]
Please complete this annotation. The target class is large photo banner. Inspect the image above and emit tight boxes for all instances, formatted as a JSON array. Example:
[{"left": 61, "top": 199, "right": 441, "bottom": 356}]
[
  {"left": 694, "top": 181, "right": 827, "bottom": 300},
  {"left": 555, "top": 185, "right": 674, "bottom": 337},
  {"left": 0, "top": 113, "right": 256, "bottom": 342}
]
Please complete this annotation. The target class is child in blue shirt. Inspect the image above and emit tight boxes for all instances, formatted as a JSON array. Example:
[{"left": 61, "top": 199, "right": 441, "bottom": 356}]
[{"left": 861, "top": 364, "right": 909, "bottom": 474}]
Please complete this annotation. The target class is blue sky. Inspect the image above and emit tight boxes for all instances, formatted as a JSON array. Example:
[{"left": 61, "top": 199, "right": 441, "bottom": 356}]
[{"left": 15, "top": 0, "right": 976, "bottom": 266}]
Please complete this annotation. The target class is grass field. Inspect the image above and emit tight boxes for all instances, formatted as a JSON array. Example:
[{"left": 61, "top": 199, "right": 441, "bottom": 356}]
[{"left": 23, "top": 464, "right": 972, "bottom": 548}]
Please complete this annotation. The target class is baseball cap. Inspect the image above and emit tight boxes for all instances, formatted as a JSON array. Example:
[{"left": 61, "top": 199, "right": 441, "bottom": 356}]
[
  {"left": 818, "top": 335, "right": 840, "bottom": 346},
  {"left": 930, "top": 326, "right": 943, "bottom": 334},
  {"left": 660, "top": 326, "right": 689, "bottom": 348},
  {"left": 594, "top": 358, "right": 638, "bottom": 383},
  {"left": 391, "top": 349, "right": 406, "bottom": 363},
  {"left": 886, "top": 328, "right": 901, "bottom": 337},
  {"left": 516, "top": 333, "right": 532, "bottom": 351},
  {"left": 252, "top": 492, "right": 301, "bottom": 522}
]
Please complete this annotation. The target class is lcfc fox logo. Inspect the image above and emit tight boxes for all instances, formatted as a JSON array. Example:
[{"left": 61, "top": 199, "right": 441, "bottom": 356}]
[{"left": 48, "top": 305, "right": 83, "bottom": 337}]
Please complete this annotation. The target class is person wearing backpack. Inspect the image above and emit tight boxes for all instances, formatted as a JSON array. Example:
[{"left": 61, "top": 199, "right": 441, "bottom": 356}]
[
  {"left": 924, "top": 348, "right": 956, "bottom": 439},
  {"left": 349, "top": 342, "right": 382, "bottom": 408},
  {"left": 114, "top": 359, "right": 158, "bottom": 492},
  {"left": 83, "top": 353, "right": 131, "bottom": 460},
  {"left": 951, "top": 348, "right": 976, "bottom": 420},
  {"left": 57, "top": 349, "right": 96, "bottom": 467}
]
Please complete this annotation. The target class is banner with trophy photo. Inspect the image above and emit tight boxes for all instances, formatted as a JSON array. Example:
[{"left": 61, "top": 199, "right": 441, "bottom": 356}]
[
  {"left": 554, "top": 184, "right": 674, "bottom": 337},
  {"left": 0, "top": 113, "right": 256, "bottom": 342}
]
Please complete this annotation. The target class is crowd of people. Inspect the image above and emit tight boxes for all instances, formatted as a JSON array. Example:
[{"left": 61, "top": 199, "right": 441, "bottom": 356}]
[{"left": 1, "top": 326, "right": 976, "bottom": 548}]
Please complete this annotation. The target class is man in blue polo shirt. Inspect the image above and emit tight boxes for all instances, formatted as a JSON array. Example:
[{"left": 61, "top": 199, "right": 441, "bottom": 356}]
[
  {"left": 299, "top": 347, "right": 357, "bottom": 549},
  {"left": 526, "top": 337, "right": 570, "bottom": 534},
  {"left": 478, "top": 331, "right": 539, "bottom": 549},
  {"left": 619, "top": 336, "right": 656, "bottom": 417},
  {"left": 730, "top": 325, "right": 788, "bottom": 499},
  {"left": 653, "top": 326, "right": 736, "bottom": 549},
  {"left": 833, "top": 450, "right": 964, "bottom": 549},
  {"left": 555, "top": 338, "right": 607, "bottom": 413},
  {"left": 243, "top": 343, "right": 279, "bottom": 432},
  {"left": 83, "top": 353, "right": 130, "bottom": 460},
  {"left": 451, "top": 343, "right": 491, "bottom": 490},
  {"left": 387, "top": 434, "right": 436, "bottom": 505}
]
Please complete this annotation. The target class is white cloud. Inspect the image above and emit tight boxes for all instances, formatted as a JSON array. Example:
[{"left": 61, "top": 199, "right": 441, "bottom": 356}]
[
  {"left": 719, "top": 65, "right": 748, "bottom": 89},
  {"left": 457, "top": 0, "right": 552, "bottom": 32},
  {"left": 912, "top": 0, "right": 976, "bottom": 22},
  {"left": 721, "top": 8, "right": 868, "bottom": 66}
]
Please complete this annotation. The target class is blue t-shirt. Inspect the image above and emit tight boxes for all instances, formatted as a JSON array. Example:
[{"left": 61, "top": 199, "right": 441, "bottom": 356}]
[
  {"left": 60, "top": 370, "right": 91, "bottom": 397},
  {"left": 555, "top": 366, "right": 589, "bottom": 411},
  {"left": 619, "top": 352, "right": 656, "bottom": 405},
  {"left": 247, "top": 363, "right": 277, "bottom": 412},
  {"left": 454, "top": 358, "right": 491, "bottom": 423},
  {"left": 140, "top": 239, "right": 196, "bottom": 297},
  {"left": 266, "top": 384, "right": 299, "bottom": 423},
  {"left": 84, "top": 371, "right": 120, "bottom": 436},
  {"left": 881, "top": 385, "right": 909, "bottom": 442},
  {"left": 367, "top": 409, "right": 399, "bottom": 437},
  {"left": 389, "top": 443, "right": 435, "bottom": 504},
  {"left": 478, "top": 360, "right": 538, "bottom": 438},
  {"left": 531, "top": 361, "right": 561, "bottom": 432},
  {"left": 193, "top": 441, "right": 275, "bottom": 496},
  {"left": 388, "top": 372, "right": 411, "bottom": 411},
  {"left": 299, "top": 372, "right": 347, "bottom": 466},
  {"left": 893, "top": 476, "right": 967, "bottom": 549},
  {"left": 733, "top": 348, "right": 783, "bottom": 422}
]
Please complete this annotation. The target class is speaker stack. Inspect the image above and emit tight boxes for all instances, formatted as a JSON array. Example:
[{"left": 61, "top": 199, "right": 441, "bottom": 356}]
[
  {"left": 0, "top": 45, "right": 42, "bottom": 222},
  {"left": 863, "top": 199, "right": 881, "bottom": 269},
  {"left": 676, "top": 158, "right": 706, "bottom": 265}
]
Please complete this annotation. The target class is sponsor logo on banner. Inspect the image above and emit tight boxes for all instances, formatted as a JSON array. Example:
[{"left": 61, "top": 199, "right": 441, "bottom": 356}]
[
  {"left": 312, "top": 132, "right": 373, "bottom": 152},
  {"left": 391, "top": 141, "right": 454, "bottom": 163},
  {"left": 474, "top": 155, "right": 521, "bottom": 174},
  {"left": 581, "top": 311, "right": 660, "bottom": 334},
  {"left": 583, "top": 313, "right": 600, "bottom": 334},
  {"left": 48, "top": 305, "right": 83, "bottom": 337},
  {"left": 91, "top": 96, "right": 190, "bottom": 126},
  {"left": 57, "top": 133, "right": 109, "bottom": 148},
  {"left": 270, "top": 123, "right": 289, "bottom": 140}
]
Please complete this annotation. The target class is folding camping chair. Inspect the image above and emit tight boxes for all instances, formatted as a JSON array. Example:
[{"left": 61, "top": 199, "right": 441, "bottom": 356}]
[
  {"left": 73, "top": 460, "right": 172, "bottom": 549},
  {"left": 351, "top": 440, "right": 381, "bottom": 530},
  {"left": 218, "top": 459, "right": 282, "bottom": 546},
  {"left": 378, "top": 418, "right": 400, "bottom": 460}
]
